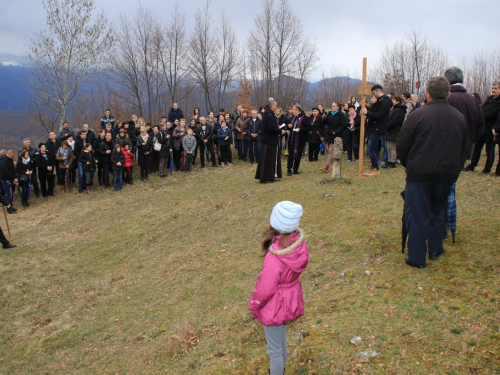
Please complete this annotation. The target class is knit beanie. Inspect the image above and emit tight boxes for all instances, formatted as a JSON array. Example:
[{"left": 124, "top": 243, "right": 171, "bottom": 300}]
[{"left": 270, "top": 201, "right": 303, "bottom": 233}]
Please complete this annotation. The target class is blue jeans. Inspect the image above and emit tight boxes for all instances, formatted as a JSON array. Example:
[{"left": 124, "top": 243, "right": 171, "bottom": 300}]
[
  {"left": 404, "top": 181, "right": 451, "bottom": 266},
  {"left": 367, "top": 133, "right": 381, "bottom": 169},
  {"left": 78, "top": 162, "right": 86, "bottom": 191},
  {"left": 113, "top": 169, "right": 122, "bottom": 190},
  {"left": 248, "top": 139, "right": 261, "bottom": 163},
  {"left": 1, "top": 180, "right": 13, "bottom": 208}
]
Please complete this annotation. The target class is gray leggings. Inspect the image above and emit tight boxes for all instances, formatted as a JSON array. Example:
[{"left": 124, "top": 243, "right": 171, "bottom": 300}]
[{"left": 264, "top": 324, "right": 287, "bottom": 375}]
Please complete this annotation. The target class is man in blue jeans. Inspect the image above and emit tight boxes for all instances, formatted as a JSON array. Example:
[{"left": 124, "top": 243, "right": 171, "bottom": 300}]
[
  {"left": 397, "top": 76, "right": 467, "bottom": 269},
  {"left": 360, "top": 85, "right": 392, "bottom": 176}
]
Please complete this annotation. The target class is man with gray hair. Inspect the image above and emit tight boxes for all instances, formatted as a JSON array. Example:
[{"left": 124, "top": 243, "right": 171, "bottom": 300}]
[
  {"left": 397, "top": 76, "right": 467, "bottom": 269},
  {"left": 444, "top": 66, "right": 484, "bottom": 163}
]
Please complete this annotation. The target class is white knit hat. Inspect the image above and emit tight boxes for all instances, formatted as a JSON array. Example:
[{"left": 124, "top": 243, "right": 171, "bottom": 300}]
[{"left": 270, "top": 201, "right": 303, "bottom": 233}]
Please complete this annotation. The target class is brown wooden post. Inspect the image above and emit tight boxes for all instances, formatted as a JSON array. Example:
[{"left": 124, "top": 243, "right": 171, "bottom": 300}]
[{"left": 358, "top": 58, "right": 371, "bottom": 177}]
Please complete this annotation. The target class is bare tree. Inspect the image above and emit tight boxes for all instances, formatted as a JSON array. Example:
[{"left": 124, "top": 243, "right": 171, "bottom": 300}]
[
  {"left": 370, "top": 29, "right": 449, "bottom": 99},
  {"left": 156, "top": 5, "right": 193, "bottom": 106},
  {"left": 248, "top": 0, "right": 317, "bottom": 107},
  {"left": 28, "top": 0, "right": 114, "bottom": 131}
]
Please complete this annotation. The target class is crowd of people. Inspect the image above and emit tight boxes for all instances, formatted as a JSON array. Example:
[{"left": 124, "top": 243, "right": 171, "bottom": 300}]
[{"left": 1, "top": 70, "right": 499, "bottom": 213}]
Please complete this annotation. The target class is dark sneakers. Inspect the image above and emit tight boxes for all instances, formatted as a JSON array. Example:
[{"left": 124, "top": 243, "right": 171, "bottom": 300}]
[
  {"left": 3, "top": 243, "right": 16, "bottom": 249},
  {"left": 405, "top": 257, "right": 426, "bottom": 269}
]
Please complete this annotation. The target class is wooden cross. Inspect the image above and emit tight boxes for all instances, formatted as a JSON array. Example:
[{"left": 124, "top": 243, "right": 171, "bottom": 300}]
[{"left": 358, "top": 58, "right": 371, "bottom": 177}]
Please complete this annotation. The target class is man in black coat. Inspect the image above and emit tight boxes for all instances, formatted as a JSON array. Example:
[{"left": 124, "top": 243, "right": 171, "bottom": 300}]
[
  {"left": 167, "top": 102, "right": 184, "bottom": 124},
  {"left": 246, "top": 110, "right": 262, "bottom": 164},
  {"left": 466, "top": 81, "right": 500, "bottom": 173},
  {"left": 397, "top": 76, "right": 467, "bottom": 269},
  {"left": 99, "top": 132, "right": 115, "bottom": 188},
  {"left": 45, "top": 132, "right": 60, "bottom": 184},
  {"left": 360, "top": 85, "right": 392, "bottom": 176},
  {"left": 444, "top": 67, "right": 485, "bottom": 167},
  {"left": 195, "top": 117, "right": 216, "bottom": 168},
  {"left": 286, "top": 104, "right": 311, "bottom": 176}
]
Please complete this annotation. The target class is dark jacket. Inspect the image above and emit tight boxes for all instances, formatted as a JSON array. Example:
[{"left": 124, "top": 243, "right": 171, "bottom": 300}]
[
  {"left": 195, "top": 124, "right": 214, "bottom": 144},
  {"left": 482, "top": 95, "right": 500, "bottom": 132},
  {"left": 45, "top": 138, "right": 60, "bottom": 164},
  {"left": 308, "top": 115, "right": 323, "bottom": 144},
  {"left": 322, "top": 111, "right": 348, "bottom": 143},
  {"left": 78, "top": 151, "right": 96, "bottom": 172},
  {"left": 217, "top": 127, "right": 232, "bottom": 146},
  {"left": 35, "top": 151, "right": 54, "bottom": 176},
  {"left": 74, "top": 137, "right": 88, "bottom": 161},
  {"left": 386, "top": 104, "right": 407, "bottom": 142},
  {"left": 100, "top": 115, "right": 115, "bottom": 129},
  {"left": 447, "top": 84, "right": 485, "bottom": 155},
  {"left": 494, "top": 111, "right": 500, "bottom": 144},
  {"left": 0, "top": 155, "right": 16, "bottom": 181},
  {"left": 111, "top": 151, "right": 125, "bottom": 170},
  {"left": 260, "top": 107, "right": 281, "bottom": 145},
  {"left": 76, "top": 129, "right": 96, "bottom": 145},
  {"left": 158, "top": 131, "right": 171, "bottom": 158},
  {"left": 289, "top": 112, "right": 312, "bottom": 146},
  {"left": 58, "top": 127, "right": 74, "bottom": 141},
  {"left": 93, "top": 136, "right": 106, "bottom": 161},
  {"left": 100, "top": 139, "right": 115, "bottom": 163},
  {"left": 366, "top": 95, "right": 392, "bottom": 135},
  {"left": 167, "top": 107, "right": 184, "bottom": 123},
  {"left": 397, "top": 99, "right": 467, "bottom": 183},
  {"left": 246, "top": 117, "right": 261, "bottom": 140},
  {"left": 16, "top": 158, "right": 33, "bottom": 186},
  {"left": 115, "top": 134, "right": 132, "bottom": 149},
  {"left": 18, "top": 146, "right": 38, "bottom": 167},
  {"left": 136, "top": 134, "right": 153, "bottom": 155}
]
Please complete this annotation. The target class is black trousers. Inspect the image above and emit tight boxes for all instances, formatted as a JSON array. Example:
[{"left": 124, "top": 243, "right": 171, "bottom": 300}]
[
  {"left": 150, "top": 151, "right": 160, "bottom": 172},
  {"left": 97, "top": 160, "right": 104, "bottom": 185},
  {"left": 102, "top": 162, "right": 111, "bottom": 187},
  {"left": 287, "top": 139, "right": 306, "bottom": 171},
  {"left": 173, "top": 148, "right": 183, "bottom": 171},
  {"left": 199, "top": 142, "right": 216, "bottom": 166},
  {"left": 470, "top": 133, "right": 494, "bottom": 171},
  {"left": 140, "top": 154, "right": 151, "bottom": 179},
  {"left": 0, "top": 225, "right": 9, "bottom": 246},
  {"left": 308, "top": 143, "right": 320, "bottom": 161},
  {"left": 39, "top": 172, "right": 48, "bottom": 197}
]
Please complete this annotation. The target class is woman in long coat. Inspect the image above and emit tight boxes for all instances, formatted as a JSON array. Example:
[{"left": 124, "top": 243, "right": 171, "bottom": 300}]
[{"left": 255, "top": 99, "right": 286, "bottom": 183}]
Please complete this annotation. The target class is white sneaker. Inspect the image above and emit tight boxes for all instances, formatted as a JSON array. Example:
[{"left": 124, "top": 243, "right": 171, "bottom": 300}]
[
  {"left": 221, "top": 162, "right": 225, "bottom": 167},
  {"left": 228, "top": 162, "right": 233, "bottom": 166}
]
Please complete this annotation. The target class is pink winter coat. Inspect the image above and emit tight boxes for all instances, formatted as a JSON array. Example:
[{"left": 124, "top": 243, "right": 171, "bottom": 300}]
[{"left": 249, "top": 229, "right": 309, "bottom": 326}]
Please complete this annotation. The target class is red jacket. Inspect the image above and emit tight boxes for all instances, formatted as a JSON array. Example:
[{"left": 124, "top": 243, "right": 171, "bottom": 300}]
[{"left": 122, "top": 149, "right": 133, "bottom": 168}]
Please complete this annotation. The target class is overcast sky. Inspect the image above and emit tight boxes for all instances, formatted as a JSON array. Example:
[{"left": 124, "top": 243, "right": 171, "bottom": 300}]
[{"left": 1, "top": 0, "right": 499, "bottom": 81}]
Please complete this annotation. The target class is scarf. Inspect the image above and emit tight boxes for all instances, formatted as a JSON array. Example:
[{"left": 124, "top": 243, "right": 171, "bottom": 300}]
[
  {"left": 68, "top": 140, "right": 75, "bottom": 150},
  {"left": 330, "top": 109, "right": 339, "bottom": 116},
  {"left": 141, "top": 133, "right": 149, "bottom": 143},
  {"left": 59, "top": 147, "right": 69, "bottom": 165},
  {"left": 349, "top": 111, "right": 357, "bottom": 124},
  {"left": 22, "top": 156, "right": 30, "bottom": 165},
  {"left": 291, "top": 114, "right": 304, "bottom": 159}
]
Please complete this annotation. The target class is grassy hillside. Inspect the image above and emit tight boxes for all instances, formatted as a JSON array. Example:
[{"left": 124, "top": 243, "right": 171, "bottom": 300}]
[
  {"left": 0, "top": 156, "right": 499, "bottom": 374},
  {"left": 0, "top": 110, "right": 47, "bottom": 152}
]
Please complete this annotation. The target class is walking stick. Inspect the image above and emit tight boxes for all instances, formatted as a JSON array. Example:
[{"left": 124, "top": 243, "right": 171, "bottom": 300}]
[{"left": 2, "top": 205, "right": 11, "bottom": 240}]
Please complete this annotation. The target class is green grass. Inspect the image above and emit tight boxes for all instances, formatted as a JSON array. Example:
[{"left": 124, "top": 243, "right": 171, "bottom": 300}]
[{"left": 1, "top": 154, "right": 499, "bottom": 374}]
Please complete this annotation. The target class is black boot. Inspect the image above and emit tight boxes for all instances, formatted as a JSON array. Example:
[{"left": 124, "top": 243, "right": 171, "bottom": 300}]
[{"left": 287, "top": 169, "right": 292, "bottom": 176}]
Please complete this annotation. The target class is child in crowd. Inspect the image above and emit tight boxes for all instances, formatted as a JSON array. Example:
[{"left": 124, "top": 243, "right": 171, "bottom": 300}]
[
  {"left": 122, "top": 144, "right": 134, "bottom": 184},
  {"left": 182, "top": 128, "right": 197, "bottom": 172},
  {"left": 249, "top": 201, "right": 309, "bottom": 375}
]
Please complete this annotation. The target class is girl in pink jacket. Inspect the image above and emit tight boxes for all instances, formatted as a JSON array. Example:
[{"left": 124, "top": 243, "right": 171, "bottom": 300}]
[{"left": 249, "top": 201, "right": 309, "bottom": 375}]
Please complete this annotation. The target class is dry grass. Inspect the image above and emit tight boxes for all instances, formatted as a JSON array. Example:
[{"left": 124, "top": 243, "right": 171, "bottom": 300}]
[{"left": 0, "top": 154, "right": 499, "bottom": 374}]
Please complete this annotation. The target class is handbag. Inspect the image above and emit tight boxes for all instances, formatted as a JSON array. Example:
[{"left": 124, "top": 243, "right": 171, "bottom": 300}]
[
  {"left": 19, "top": 174, "right": 29, "bottom": 182},
  {"left": 154, "top": 141, "right": 161, "bottom": 152}
]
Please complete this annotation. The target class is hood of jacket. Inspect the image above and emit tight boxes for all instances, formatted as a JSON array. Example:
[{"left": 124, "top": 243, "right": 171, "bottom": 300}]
[{"left": 269, "top": 228, "right": 308, "bottom": 273}]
